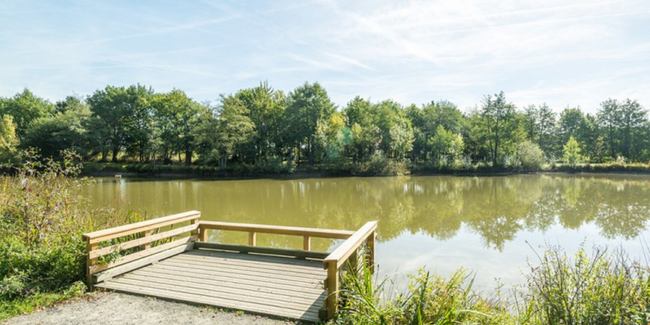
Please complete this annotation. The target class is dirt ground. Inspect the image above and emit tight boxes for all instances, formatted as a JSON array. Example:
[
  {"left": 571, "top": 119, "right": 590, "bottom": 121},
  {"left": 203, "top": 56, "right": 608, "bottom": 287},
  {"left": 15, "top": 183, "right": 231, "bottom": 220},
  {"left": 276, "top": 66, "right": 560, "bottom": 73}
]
[{"left": 3, "top": 292, "right": 312, "bottom": 325}]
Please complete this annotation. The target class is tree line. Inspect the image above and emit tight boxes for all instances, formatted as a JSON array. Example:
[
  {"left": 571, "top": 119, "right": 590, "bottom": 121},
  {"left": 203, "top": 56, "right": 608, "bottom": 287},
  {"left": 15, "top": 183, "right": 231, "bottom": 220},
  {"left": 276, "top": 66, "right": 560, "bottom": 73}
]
[{"left": 0, "top": 82, "right": 648, "bottom": 172}]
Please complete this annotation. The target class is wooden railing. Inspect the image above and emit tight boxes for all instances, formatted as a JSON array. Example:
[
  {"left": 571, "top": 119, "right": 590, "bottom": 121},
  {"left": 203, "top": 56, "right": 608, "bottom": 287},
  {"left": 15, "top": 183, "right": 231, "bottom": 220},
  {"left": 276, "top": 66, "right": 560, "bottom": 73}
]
[
  {"left": 82, "top": 210, "right": 201, "bottom": 284},
  {"left": 322, "top": 221, "right": 378, "bottom": 319},
  {"left": 197, "top": 221, "right": 355, "bottom": 259}
]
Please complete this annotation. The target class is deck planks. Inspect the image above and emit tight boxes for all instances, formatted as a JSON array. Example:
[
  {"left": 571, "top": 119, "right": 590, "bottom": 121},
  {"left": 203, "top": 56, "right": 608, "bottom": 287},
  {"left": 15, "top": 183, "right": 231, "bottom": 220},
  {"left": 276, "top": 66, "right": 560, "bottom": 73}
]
[{"left": 95, "top": 248, "right": 327, "bottom": 322}]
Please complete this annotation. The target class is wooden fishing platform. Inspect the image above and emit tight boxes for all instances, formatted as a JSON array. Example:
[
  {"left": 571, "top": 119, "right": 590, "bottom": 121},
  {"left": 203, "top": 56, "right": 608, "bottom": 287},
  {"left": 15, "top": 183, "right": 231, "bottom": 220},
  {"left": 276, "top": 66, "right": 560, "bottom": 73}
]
[{"left": 82, "top": 211, "right": 377, "bottom": 322}]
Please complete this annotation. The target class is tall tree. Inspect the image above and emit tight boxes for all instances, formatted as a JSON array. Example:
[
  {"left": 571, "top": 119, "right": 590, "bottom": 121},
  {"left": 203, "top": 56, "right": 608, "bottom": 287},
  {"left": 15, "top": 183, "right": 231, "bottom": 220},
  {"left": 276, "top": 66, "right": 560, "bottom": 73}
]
[
  {"left": 480, "top": 92, "right": 517, "bottom": 167},
  {"left": 597, "top": 99, "right": 622, "bottom": 160},
  {"left": 0, "top": 89, "right": 54, "bottom": 136},
  {"left": 285, "top": 82, "right": 335, "bottom": 164},
  {"left": 618, "top": 99, "right": 647, "bottom": 161},
  {"left": 87, "top": 85, "right": 152, "bottom": 162},
  {"left": 213, "top": 94, "right": 256, "bottom": 169}
]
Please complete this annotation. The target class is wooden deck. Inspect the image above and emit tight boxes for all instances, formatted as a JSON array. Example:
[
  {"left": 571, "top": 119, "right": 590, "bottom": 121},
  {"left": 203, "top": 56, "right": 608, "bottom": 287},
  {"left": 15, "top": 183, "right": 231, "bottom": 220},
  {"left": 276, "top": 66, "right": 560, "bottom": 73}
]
[
  {"left": 96, "top": 249, "right": 326, "bottom": 322},
  {"left": 83, "top": 211, "right": 377, "bottom": 322}
]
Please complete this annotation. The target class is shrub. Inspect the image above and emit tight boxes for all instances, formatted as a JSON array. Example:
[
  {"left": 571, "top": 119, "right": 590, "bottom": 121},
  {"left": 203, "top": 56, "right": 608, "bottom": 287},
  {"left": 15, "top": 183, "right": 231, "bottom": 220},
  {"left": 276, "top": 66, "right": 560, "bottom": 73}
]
[
  {"left": 517, "top": 141, "right": 546, "bottom": 172},
  {"left": 0, "top": 151, "right": 141, "bottom": 320}
]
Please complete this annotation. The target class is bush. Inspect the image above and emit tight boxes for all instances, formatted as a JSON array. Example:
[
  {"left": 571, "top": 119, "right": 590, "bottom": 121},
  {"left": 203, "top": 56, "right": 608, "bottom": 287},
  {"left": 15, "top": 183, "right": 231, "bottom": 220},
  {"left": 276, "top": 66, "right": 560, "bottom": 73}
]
[
  {"left": 0, "top": 151, "right": 141, "bottom": 320},
  {"left": 518, "top": 245, "right": 650, "bottom": 324},
  {"left": 517, "top": 141, "right": 546, "bottom": 172}
]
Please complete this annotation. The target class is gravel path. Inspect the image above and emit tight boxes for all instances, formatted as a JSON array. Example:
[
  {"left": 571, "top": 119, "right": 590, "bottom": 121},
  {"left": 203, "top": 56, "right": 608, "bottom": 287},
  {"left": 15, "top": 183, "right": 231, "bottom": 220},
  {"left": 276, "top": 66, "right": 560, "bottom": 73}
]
[{"left": 3, "top": 292, "right": 312, "bottom": 325}]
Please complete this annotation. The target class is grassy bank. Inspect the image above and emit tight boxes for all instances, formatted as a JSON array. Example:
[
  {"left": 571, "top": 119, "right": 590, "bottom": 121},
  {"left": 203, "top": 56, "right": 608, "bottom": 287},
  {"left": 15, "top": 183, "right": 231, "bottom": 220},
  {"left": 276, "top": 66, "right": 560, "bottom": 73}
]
[
  {"left": 332, "top": 246, "right": 650, "bottom": 325},
  {"left": 0, "top": 154, "right": 144, "bottom": 320}
]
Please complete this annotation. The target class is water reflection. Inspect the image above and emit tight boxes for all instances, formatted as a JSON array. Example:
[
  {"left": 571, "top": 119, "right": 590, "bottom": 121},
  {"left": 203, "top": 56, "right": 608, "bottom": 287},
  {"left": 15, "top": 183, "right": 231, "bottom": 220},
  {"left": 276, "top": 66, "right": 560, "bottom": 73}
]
[{"left": 86, "top": 174, "right": 650, "bottom": 253}]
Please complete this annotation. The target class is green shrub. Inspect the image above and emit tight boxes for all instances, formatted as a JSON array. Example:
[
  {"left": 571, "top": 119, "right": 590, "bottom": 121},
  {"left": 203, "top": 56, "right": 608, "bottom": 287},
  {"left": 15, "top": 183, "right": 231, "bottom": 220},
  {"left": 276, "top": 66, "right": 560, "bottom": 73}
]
[
  {"left": 0, "top": 151, "right": 142, "bottom": 320},
  {"left": 517, "top": 141, "right": 546, "bottom": 172},
  {"left": 517, "top": 245, "right": 650, "bottom": 325}
]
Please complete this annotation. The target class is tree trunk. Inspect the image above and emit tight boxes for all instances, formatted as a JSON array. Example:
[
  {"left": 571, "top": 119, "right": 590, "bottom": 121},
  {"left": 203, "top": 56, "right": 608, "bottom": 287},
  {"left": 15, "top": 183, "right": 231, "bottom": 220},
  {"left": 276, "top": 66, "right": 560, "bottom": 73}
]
[{"left": 185, "top": 149, "right": 192, "bottom": 166}]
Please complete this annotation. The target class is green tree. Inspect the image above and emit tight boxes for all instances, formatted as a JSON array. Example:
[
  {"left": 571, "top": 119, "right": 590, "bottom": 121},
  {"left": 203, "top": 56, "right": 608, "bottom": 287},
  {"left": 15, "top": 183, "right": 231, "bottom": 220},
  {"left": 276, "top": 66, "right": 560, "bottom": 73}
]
[
  {"left": 285, "top": 82, "right": 336, "bottom": 165},
  {"left": 0, "top": 89, "right": 54, "bottom": 136},
  {"left": 234, "top": 82, "right": 287, "bottom": 162},
  {"left": 618, "top": 99, "right": 647, "bottom": 161},
  {"left": 563, "top": 136, "right": 582, "bottom": 167},
  {"left": 597, "top": 99, "right": 621, "bottom": 159},
  {"left": 0, "top": 115, "right": 20, "bottom": 163},
  {"left": 21, "top": 97, "right": 90, "bottom": 160},
  {"left": 87, "top": 85, "right": 153, "bottom": 162},
  {"left": 479, "top": 92, "right": 517, "bottom": 167},
  {"left": 151, "top": 89, "right": 207, "bottom": 165},
  {"left": 213, "top": 94, "right": 256, "bottom": 169}
]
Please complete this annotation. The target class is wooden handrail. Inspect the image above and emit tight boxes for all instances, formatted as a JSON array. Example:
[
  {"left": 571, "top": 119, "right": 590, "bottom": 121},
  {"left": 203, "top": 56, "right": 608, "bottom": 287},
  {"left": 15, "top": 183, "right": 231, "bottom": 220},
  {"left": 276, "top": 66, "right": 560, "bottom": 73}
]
[
  {"left": 198, "top": 221, "right": 355, "bottom": 251},
  {"left": 83, "top": 210, "right": 201, "bottom": 285},
  {"left": 83, "top": 210, "right": 201, "bottom": 244},
  {"left": 322, "top": 221, "right": 377, "bottom": 319},
  {"left": 324, "top": 221, "right": 377, "bottom": 269}
]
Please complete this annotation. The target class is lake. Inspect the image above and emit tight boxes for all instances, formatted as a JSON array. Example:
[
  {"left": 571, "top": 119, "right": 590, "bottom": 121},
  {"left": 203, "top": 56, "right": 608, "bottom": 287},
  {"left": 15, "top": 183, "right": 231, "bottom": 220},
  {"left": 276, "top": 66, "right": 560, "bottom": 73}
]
[{"left": 84, "top": 174, "right": 650, "bottom": 292}]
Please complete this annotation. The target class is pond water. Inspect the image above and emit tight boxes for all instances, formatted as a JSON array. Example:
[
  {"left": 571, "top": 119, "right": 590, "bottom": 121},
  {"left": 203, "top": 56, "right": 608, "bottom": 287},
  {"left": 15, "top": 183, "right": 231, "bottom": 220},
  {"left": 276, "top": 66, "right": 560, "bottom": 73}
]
[{"left": 84, "top": 174, "right": 650, "bottom": 292}]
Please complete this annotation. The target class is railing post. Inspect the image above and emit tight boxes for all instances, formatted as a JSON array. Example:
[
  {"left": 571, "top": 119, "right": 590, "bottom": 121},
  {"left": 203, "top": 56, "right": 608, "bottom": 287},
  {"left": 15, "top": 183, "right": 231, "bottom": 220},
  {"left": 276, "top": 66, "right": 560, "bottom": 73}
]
[
  {"left": 199, "top": 223, "right": 208, "bottom": 242},
  {"left": 141, "top": 230, "right": 151, "bottom": 250},
  {"left": 367, "top": 231, "right": 375, "bottom": 274},
  {"left": 249, "top": 232, "right": 257, "bottom": 246},
  {"left": 303, "top": 235, "right": 311, "bottom": 251},
  {"left": 326, "top": 261, "right": 339, "bottom": 319},
  {"left": 86, "top": 239, "right": 98, "bottom": 286},
  {"left": 191, "top": 218, "right": 200, "bottom": 241}
]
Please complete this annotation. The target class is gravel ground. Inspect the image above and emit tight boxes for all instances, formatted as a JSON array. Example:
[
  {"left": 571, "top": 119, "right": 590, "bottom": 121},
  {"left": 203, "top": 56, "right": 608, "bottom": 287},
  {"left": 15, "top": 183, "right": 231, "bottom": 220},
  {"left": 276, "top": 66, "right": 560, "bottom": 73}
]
[{"left": 3, "top": 292, "right": 311, "bottom": 325}]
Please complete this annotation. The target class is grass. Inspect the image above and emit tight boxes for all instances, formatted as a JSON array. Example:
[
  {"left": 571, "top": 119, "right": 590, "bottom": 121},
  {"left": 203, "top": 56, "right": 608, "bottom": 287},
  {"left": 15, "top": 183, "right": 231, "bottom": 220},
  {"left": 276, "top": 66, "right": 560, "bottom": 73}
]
[{"left": 331, "top": 245, "right": 650, "bottom": 325}]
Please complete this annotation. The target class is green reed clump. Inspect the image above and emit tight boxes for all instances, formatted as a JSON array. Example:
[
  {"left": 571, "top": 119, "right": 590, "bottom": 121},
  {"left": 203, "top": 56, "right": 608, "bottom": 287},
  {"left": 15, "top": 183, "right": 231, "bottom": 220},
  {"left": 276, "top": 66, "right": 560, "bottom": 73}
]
[
  {"left": 0, "top": 151, "right": 144, "bottom": 320},
  {"left": 518, "top": 245, "right": 650, "bottom": 325},
  {"left": 333, "top": 258, "right": 510, "bottom": 325},
  {"left": 332, "top": 246, "right": 650, "bottom": 325}
]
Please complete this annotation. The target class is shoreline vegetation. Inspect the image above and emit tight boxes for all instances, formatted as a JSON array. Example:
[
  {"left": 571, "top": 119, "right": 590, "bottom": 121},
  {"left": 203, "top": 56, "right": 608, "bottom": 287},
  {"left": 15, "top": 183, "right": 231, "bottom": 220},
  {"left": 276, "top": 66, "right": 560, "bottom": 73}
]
[
  {"left": 1, "top": 83, "right": 649, "bottom": 180},
  {"left": 1, "top": 156, "right": 650, "bottom": 324},
  {"left": 79, "top": 160, "right": 650, "bottom": 179}
]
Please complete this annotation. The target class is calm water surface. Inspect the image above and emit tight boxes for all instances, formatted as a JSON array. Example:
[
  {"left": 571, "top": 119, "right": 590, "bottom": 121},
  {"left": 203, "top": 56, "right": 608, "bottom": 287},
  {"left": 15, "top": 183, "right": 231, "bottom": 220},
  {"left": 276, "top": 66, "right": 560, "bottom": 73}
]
[{"left": 84, "top": 174, "right": 650, "bottom": 291}]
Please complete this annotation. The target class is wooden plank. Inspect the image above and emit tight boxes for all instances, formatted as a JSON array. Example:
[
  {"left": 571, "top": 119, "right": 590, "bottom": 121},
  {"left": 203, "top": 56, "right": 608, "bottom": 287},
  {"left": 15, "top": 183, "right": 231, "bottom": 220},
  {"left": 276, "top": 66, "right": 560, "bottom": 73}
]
[
  {"left": 169, "top": 254, "right": 325, "bottom": 276},
  {"left": 158, "top": 258, "right": 323, "bottom": 284},
  {"left": 92, "top": 242, "right": 194, "bottom": 283},
  {"left": 84, "top": 211, "right": 201, "bottom": 244},
  {"left": 97, "top": 280, "right": 322, "bottom": 322},
  {"left": 89, "top": 224, "right": 199, "bottom": 259},
  {"left": 86, "top": 241, "right": 97, "bottom": 285},
  {"left": 129, "top": 267, "right": 325, "bottom": 296},
  {"left": 145, "top": 262, "right": 323, "bottom": 290},
  {"left": 116, "top": 273, "right": 324, "bottom": 305},
  {"left": 90, "top": 236, "right": 197, "bottom": 275},
  {"left": 104, "top": 277, "right": 323, "bottom": 314},
  {"left": 324, "top": 221, "right": 377, "bottom": 269},
  {"left": 199, "top": 221, "right": 354, "bottom": 239},
  {"left": 194, "top": 242, "right": 329, "bottom": 260},
  {"left": 188, "top": 249, "right": 323, "bottom": 268}
]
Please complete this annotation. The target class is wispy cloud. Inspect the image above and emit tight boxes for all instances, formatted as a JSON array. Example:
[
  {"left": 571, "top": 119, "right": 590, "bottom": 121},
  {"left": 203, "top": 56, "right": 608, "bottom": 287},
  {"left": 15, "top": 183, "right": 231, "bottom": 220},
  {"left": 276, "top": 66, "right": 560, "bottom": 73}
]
[{"left": 0, "top": 0, "right": 648, "bottom": 112}]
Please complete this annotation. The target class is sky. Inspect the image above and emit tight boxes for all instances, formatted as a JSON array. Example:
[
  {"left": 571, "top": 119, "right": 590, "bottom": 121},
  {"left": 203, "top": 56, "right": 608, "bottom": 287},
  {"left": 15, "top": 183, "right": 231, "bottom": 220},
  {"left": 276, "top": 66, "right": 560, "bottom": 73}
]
[{"left": 1, "top": 0, "right": 649, "bottom": 113}]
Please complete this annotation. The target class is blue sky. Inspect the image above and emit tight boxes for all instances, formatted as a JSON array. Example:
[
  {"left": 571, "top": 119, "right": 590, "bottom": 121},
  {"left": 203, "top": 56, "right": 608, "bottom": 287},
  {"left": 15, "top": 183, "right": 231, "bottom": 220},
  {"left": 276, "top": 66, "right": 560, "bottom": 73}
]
[{"left": 1, "top": 0, "right": 649, "bottom": 113}]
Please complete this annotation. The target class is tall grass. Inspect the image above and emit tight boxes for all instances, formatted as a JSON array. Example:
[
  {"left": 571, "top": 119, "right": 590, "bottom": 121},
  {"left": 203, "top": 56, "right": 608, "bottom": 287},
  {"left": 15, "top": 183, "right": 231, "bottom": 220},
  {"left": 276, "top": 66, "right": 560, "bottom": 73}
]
[
  {"left": 0, "top": 151, "right": 145, "bottom": 320},
  {"left": 332, "top": 246, "right": 650, "bottom": 325}
]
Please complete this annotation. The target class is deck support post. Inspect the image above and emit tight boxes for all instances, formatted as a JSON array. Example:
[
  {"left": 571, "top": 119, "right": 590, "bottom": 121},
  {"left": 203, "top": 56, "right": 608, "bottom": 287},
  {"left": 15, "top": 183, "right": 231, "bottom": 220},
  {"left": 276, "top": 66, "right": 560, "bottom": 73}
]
[{"left": 326, "top": 261, "right": 339, "bottom": 319}]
